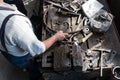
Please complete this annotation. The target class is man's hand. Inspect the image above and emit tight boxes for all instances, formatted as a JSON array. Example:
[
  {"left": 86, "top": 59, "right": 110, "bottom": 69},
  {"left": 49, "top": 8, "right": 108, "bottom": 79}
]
[
  {"left": 54, "top": 31, "right": 68, "bottom": 41},
  {"left": 43, "top": 31, "right": 68, "bottom": 50}
]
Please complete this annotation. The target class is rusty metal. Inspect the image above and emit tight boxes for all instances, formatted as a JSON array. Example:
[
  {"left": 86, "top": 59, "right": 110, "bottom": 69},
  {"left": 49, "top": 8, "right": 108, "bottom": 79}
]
[{"left": 42, "top": 1, "right": 116, "bottom": 79}]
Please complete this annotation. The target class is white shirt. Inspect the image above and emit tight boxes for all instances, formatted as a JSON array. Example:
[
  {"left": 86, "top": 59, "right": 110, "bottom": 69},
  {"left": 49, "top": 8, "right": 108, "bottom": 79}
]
[{"left": 0, "top": 3, "right": 45, "bottom": 57}]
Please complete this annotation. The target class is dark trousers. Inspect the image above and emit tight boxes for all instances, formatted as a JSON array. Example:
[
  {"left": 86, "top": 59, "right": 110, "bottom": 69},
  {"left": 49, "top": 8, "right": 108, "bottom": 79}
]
[{"left": 4, "top": 0, "right": 27, "bottom": 15}]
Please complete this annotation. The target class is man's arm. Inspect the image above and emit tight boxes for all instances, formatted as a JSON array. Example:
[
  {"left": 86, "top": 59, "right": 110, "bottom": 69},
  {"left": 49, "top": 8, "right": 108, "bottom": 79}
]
[{"left": 43, "top": 31, "right": 68, "bottom": 50}]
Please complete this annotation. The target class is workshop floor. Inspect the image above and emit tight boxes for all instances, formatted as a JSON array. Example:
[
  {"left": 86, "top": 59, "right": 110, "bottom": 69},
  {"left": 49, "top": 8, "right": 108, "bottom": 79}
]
[
  {"left": 0, "top": 53, "right": 29, "bottom": 80},
  {"left": 107, "top": 0, "right": 120, "bottom": 37}
]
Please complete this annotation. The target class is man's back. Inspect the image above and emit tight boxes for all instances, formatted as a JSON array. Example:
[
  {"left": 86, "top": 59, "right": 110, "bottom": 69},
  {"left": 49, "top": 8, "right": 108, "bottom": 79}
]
[{"left": 0, "top": 3, "right": 45, "bottom": 57}]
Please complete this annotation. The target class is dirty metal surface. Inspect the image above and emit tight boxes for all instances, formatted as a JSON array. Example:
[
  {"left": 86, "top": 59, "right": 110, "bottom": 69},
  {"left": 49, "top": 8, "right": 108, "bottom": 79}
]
[
  {"left": 53, "top": 45, "right": 72, "bottom": 71},
  {"left": 40, "top": 0, "right": 120, "bottom": 80}
]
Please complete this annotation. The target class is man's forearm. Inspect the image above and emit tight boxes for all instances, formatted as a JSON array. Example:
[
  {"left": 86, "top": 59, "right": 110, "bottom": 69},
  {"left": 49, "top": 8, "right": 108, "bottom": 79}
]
[
  {"left": 42, "top": 31, "right": 68, "bottom": 50},
  {"left": 43, "top": 35, "right": 57, "bottom": 50}
]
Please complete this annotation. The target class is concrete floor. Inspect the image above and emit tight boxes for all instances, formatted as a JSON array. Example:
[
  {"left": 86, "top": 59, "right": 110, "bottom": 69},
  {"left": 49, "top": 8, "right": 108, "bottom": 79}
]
[{"left": 0, "top": 53, "right": 29, "bottom": 80}]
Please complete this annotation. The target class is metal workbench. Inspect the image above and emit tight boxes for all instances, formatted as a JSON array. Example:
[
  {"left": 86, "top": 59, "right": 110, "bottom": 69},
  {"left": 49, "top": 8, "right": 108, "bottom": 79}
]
[{"left": 39, "top": 0, "right": 120, "bottom": 80}]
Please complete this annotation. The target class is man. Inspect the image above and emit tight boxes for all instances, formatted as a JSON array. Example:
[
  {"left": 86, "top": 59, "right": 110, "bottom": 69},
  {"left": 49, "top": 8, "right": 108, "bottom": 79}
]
[{"left": 0, "top": 0, "right": 68, "bottom": 80}]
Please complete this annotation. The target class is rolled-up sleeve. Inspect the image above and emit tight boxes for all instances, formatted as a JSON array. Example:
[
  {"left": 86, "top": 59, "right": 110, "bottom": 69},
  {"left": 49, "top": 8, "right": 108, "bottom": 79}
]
[{"left": 7, "top": 16, "right": 46, "bottom": 56}]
